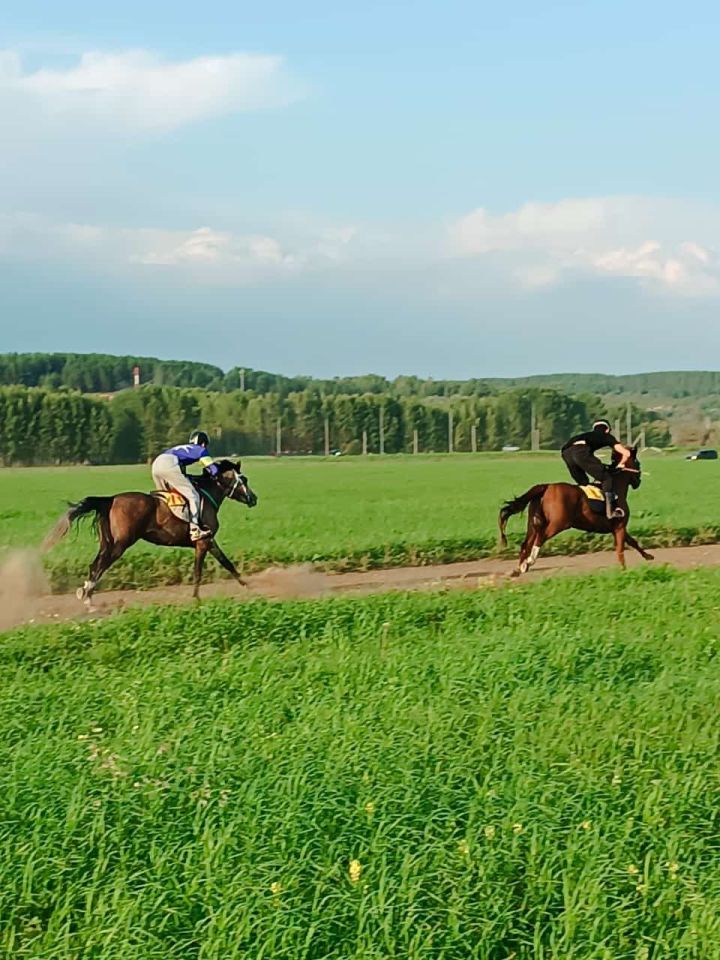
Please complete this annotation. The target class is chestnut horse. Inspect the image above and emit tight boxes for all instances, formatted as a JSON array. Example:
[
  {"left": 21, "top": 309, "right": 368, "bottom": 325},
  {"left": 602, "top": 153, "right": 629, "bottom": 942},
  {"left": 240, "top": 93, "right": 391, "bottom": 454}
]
[
  {"left": 497, "top": 448, "right": 653, "bottom": 576},
  {"left": 44, "top": 459, "right": 257, "bottom": 605}
]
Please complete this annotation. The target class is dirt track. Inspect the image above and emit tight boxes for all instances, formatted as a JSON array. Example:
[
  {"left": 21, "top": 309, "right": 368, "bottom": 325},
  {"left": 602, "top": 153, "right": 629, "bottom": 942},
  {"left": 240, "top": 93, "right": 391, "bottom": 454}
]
[{"left": 6, "top": 543, "right": 720, "bottom": 632}]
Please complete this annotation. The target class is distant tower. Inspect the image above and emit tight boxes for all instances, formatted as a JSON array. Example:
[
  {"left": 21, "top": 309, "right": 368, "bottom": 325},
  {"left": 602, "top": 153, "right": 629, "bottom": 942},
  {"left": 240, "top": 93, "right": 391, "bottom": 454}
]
[{"left": 132, "top": 366, "right": 141, "bottom": 388}]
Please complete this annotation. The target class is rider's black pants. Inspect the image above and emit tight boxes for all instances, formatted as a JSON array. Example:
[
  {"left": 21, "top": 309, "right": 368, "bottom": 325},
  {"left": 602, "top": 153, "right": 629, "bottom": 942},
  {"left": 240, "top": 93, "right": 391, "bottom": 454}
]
[{"left": 562, "top": 445, "right": 612, "bottom": 493}]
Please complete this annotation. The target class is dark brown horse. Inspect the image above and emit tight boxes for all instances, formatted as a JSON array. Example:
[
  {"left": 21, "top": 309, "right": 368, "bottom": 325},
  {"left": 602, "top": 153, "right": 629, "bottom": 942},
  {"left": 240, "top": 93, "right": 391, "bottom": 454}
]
[
  {"left": 497, "top": 448, "right": 653, "bottom": 576},
  {"left": 44, "top": 460, "right": 257, "bottom": 606}
]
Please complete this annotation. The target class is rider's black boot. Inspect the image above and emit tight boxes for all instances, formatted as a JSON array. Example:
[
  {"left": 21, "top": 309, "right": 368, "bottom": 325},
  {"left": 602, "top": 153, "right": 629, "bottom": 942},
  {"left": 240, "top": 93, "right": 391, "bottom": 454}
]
[{"left": 604, "top": 492, "right": 625, "bottom": 520}]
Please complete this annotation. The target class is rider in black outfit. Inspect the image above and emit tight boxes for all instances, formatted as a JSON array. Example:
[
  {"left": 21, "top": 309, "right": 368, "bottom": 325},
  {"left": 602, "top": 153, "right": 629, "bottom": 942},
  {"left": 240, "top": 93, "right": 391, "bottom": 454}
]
[{"left": 561, "top": 420, "right": 633, "bottom": 519}]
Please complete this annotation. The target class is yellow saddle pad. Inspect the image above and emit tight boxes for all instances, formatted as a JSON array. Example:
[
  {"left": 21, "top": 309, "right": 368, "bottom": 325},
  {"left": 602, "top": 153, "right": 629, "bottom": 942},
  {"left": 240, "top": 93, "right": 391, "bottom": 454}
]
[
  {"left": 152, "top": 489, "right": 191, "bottom": 521},
  {"left": 155, "top": 490, "right": 187, "bottom": 510},
  {"left": 580, "top": 484, "right": 604, "bottom": 502}
]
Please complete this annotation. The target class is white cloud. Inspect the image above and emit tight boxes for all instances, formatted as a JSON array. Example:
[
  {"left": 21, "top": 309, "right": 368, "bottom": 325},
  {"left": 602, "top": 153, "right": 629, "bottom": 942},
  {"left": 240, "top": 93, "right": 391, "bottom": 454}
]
[
  {"left": 2, "top": 196, "right": 719, "bottom": 298},
  {"left": 450, "top": 198, "right": 609, "bottom": 254},
  {"left": 0, "top": 48, "right": 303, "bottom": 133},
  {"left": 0, "top": 213, "right": 357, "bottom": 283},
  {"left": 448, "top": 197, "right": 720, "bottom": 295}
]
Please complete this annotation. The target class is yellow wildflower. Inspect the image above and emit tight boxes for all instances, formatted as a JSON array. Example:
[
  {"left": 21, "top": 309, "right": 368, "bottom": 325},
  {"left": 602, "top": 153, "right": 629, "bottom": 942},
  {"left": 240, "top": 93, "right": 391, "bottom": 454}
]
[
  {"left": 349, "top": 859, "right": 362, "bottom": 884},
  {"left": 364, "top": 802, "right": 375, "bottom": 816},
  {"left": 627, "top": 864, "right": 639, "bottom": 876},
  {"left": 636, "top": 883, "right": 648, "bottom": 895},
  {"left": 580, "top": 820, "right": 592, "bottom": 831},
  {"left": 457, "top": 839, "right": 470, "bottom": 856},
  {"left": 512, "top": 823, "right": 524, "bottom": 834},
  {"left": 270, "top": 881, "right": 283, "bottom": 896},
  {"left": 484, "top": 825, "right": 496, "bottom": 840}
]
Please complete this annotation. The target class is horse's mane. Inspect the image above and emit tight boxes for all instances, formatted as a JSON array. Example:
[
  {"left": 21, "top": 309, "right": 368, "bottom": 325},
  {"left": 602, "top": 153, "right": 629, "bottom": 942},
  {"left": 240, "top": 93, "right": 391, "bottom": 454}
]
[
  {"left": 213, "top": 458, "right": 239, "bottom": 474},
  {"left": 192, "top": 459, "right": 240, "bottom": 489}
]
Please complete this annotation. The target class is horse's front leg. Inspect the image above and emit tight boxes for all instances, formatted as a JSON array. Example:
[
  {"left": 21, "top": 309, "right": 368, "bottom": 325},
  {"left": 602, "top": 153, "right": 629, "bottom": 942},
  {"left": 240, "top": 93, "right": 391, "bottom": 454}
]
[
  {"left": 192, "top": 540, "right": 212, "bottom": 599},
  {"left": 624, "top": 531, "right": 654, "bottom": 561},
  {"left": 209, "top": 542, "right": 247, "bottom": 587},
  {"left": 613, "top": 525, "right": 627, "bottom": 569}
]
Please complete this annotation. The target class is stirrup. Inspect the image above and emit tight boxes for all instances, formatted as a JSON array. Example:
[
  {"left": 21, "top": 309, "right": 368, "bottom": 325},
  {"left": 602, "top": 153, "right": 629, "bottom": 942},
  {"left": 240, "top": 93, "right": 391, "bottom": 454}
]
[{"left": 190, "top": 523, "right": 212, "bottom": 542}]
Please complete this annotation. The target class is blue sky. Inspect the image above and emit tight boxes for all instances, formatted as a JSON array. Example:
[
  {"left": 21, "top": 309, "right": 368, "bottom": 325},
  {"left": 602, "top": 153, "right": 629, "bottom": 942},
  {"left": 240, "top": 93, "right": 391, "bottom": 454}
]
[{"left": 1, "top": 0, "right": 719, "bottom": 377}]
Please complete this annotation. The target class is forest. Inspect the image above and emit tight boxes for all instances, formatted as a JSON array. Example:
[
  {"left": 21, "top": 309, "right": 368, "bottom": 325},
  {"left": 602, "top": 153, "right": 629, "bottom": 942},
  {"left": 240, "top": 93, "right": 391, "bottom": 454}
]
[
  {"left": 0, "top": 383, "right": 670, "bottom": 465},
  {"left": 1, "top": 352, "right": 718, "bottom": 400}
]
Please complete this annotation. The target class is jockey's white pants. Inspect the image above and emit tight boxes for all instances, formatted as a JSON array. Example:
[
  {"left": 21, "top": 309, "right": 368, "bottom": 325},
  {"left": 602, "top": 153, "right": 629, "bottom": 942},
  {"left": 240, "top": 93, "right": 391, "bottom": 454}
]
[{"left": 151, "top": 453, "right": 201, "bottom": 523}]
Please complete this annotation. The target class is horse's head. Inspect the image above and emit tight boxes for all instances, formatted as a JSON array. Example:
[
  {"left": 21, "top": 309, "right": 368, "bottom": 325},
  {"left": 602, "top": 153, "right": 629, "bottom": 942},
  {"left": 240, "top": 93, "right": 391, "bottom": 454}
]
[
  {"left": 214, "top": 459, "right": 258, "bottom": 507},
  {"left": 612, "top": 446, "right": 642, "bottom": 489}
]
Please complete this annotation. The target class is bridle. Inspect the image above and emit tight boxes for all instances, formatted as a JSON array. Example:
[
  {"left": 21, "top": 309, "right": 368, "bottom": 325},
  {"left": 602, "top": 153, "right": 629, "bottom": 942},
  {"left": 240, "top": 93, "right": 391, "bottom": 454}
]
[{"left": 224, "top": 469, "right": 248, "bottom": 502}]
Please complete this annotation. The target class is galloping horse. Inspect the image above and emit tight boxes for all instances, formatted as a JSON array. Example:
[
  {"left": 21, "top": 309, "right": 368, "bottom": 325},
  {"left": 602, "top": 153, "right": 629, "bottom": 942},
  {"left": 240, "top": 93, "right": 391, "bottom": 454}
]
[
  {"left": 498, "top": 448, "right": 653, "bottom": 576},
  {"left": 44, "top": 460, "right": 257, "bottom": 605}
]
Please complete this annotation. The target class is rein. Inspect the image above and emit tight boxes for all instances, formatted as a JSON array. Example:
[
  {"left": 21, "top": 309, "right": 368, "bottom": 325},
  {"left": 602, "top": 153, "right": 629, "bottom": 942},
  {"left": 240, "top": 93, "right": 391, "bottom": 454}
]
[
  {"left": 200, "top": 470, "right": 242, "bottom": 512},
  {"left": 200, "top": 487, "right": 221, "bottom": 511}
]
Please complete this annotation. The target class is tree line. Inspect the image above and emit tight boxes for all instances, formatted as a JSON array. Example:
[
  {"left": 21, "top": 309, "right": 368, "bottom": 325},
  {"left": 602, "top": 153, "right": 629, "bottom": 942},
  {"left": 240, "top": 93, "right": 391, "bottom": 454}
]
[
  {"left": 0, "top": 387, "right": 114, "bottom": 466},
  {"left": 2, "top": 352, "right": 718, "bottom": 403},
  {"left": 0, "top": 352, "right": 499, "bottom": 398},
  {"left": 0, "top": 384, "right": 670, "bottom": 466}
]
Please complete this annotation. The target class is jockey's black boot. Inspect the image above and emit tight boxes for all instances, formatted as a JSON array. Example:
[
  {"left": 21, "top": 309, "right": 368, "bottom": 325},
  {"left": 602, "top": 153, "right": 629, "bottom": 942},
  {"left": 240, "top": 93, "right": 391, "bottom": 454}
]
[{"left": 602, "top": 483, "right": 625, "bottom": 520}]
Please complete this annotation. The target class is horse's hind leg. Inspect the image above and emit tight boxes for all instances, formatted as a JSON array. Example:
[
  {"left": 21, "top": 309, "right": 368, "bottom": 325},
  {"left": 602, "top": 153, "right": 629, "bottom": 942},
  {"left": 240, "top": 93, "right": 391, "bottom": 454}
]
[
  {"left": 78, "top": 541, "right": 129, "bottom": 608},
  {"left": 513, "top": 514, "right": 538, "bottom": 577},
  {"left": 513, "top": 502, "right": 547, "bottom": 576},
  {"left": 524, "top": 505, "right": 548, "bottom": 572}
]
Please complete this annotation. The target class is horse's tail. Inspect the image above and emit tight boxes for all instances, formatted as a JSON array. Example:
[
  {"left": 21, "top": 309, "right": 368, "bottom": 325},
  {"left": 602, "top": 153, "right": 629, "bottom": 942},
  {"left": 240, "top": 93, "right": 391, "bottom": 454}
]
[
  {"left": 42, "top": 496, "right": 114, "bottom": 553},
  {"left": 498, "top": 484, "right": 549, "bottom": 548}
]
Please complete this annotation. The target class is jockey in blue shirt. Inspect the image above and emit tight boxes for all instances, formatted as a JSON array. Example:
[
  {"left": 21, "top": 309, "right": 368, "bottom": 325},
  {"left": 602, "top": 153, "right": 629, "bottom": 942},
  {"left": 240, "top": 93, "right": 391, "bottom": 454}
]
[{"left": 151, "top": 430, "right": 218, "bottom": 541}]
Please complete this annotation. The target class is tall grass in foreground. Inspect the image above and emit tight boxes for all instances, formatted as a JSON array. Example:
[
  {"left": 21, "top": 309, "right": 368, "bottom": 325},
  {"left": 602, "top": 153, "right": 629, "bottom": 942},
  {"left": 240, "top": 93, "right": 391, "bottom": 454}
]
[{"left": 1, "top": 565, "right": 719, "bottom": 958}]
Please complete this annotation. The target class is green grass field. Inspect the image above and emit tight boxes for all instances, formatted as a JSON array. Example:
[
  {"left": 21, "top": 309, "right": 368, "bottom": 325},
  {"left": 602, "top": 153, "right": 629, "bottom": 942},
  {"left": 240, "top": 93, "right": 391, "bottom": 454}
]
[
  {"left": 2, "top": 565, "right": 719, "bottom": 958},
  {"left": 0, "top": 454, "right": 717, "bottom": 591}
]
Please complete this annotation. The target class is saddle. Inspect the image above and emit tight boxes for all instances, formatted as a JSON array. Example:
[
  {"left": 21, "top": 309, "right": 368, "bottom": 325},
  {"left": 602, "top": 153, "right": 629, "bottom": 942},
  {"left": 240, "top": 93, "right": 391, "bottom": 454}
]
[
  {"left": 579, "top": 483, "right": 607, "bottom": 513},
  {"left": 151, "top": 479, "right": 203, "bottom": 523}
]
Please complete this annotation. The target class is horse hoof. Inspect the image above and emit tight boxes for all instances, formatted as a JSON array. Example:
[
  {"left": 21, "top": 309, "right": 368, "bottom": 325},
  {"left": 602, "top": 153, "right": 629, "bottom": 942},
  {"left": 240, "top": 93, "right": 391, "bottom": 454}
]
[
  {"left": 510, "top": 569, "right": 521, "bottom": 579},
  {"left": 76, "top": 587, "right": 85, "bottom": 602},
  {"left": 645, "top": 553, "right": 655, "bottom": 561}
]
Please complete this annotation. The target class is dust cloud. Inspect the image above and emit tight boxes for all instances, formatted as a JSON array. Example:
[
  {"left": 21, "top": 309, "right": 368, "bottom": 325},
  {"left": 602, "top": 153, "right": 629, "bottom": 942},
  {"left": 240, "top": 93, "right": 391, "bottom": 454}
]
[
  {"left": 248, "top": 563, "right": 330, "bottom": 599},
  {"left": 0, "top": 550, "right": 50, "bottom": 632}
]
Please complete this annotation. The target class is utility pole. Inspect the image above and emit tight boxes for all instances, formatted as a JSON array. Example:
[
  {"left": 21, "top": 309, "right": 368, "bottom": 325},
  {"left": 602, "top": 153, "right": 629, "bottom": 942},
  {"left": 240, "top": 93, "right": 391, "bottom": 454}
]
[
  {"left": 276, "top": 418, "right": 282, "bottom": 457},
  {"left": 471, "top": 423, "right": 477, "bottom": 454},
  {"left": 530, "top": 403, "right": 540, "bottom": 452},
  {"left": 448, "top": 409, "right": 454, "bottom": 453},
  {"left": 240, "top": 368, "right": 245, "bottom": 391},
  {"left": 626, "top": 403, "right": 632, "bottom": 445},
  {"left": 324, "top": 416, "right": 330, "bottom": 457},
  {"left": 413, "top": 429, "right": 419, "bottom": 455},
  {"left": 379, "top": 406, "right": 385, "bottom": 455},
  {"left": 362, "top": 430, "right": 368, "bottom": 455}
]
